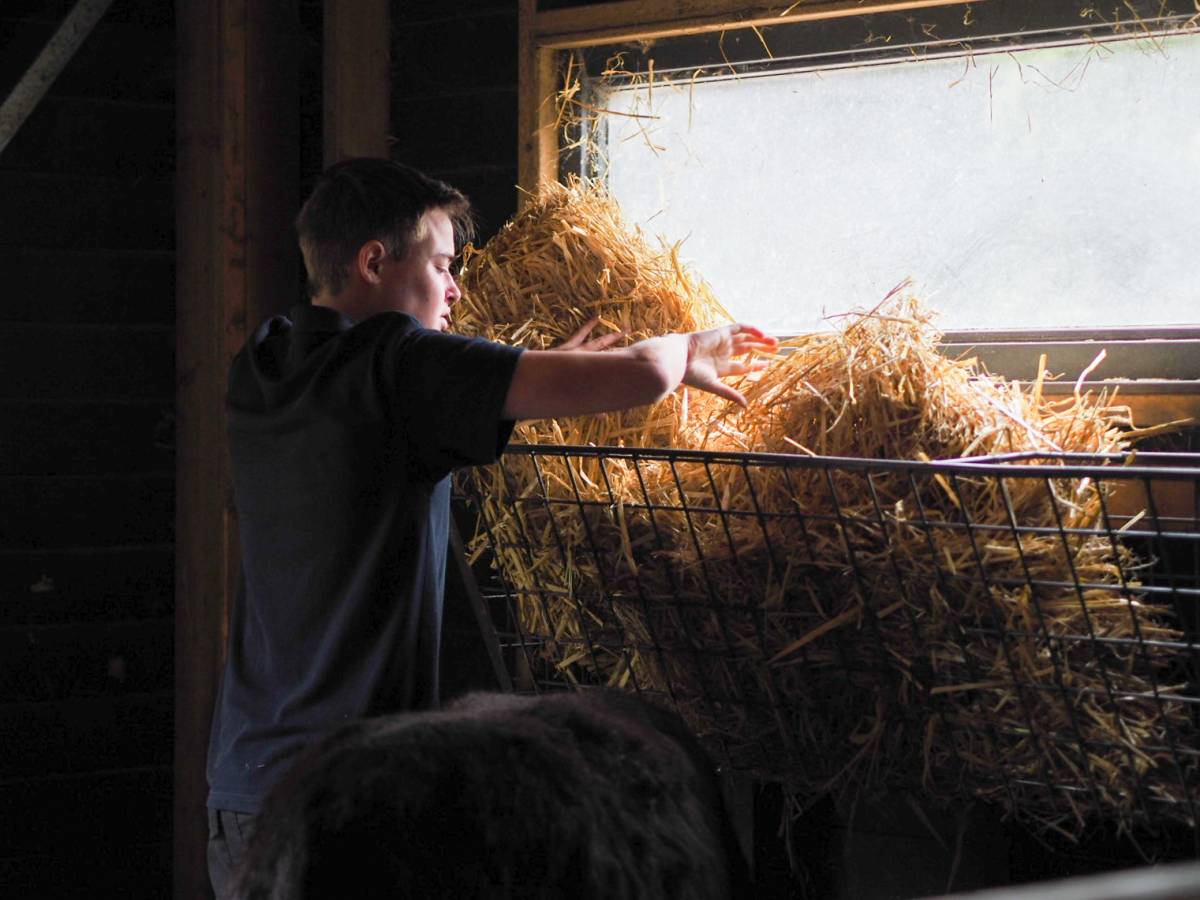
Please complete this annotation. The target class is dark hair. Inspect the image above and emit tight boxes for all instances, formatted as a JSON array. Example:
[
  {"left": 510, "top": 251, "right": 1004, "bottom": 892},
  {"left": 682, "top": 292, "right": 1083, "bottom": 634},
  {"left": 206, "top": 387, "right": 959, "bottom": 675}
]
[{"left": 295, "top": 158, "right": 475, "bottom": 298}]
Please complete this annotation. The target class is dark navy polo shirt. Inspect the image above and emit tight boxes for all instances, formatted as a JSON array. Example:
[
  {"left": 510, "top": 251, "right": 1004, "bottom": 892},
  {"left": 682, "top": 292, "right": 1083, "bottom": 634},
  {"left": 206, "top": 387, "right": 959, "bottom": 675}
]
[{"left": 206, "top": 304, "right": 523, "bottom": 813}]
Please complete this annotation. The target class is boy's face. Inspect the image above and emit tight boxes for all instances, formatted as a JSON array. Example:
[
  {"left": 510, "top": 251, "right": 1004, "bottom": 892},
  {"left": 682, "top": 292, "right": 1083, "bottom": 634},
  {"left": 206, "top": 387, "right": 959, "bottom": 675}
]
[{"left": 376, "top": 208, "right": 461, "bottom": 331}]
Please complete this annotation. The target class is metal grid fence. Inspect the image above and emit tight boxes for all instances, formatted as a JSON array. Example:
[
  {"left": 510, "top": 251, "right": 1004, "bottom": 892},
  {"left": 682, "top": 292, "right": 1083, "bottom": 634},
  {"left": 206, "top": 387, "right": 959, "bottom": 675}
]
[{"left": 456, "top": 446, "right": 1200, "bottom": 835}]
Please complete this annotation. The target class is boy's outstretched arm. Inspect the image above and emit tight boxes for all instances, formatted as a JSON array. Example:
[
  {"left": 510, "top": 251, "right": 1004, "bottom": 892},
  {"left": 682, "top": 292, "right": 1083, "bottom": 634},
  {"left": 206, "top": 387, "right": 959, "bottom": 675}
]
[{"left": 500, "top": 323, "right": 778, "bottom": 422}]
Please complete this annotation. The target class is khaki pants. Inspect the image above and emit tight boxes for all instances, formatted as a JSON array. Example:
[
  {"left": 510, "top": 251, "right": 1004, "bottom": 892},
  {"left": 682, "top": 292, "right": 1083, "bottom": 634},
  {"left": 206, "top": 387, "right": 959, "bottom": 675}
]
[{"left": 207, "top": 808, "right": 256, "bottom": 900}]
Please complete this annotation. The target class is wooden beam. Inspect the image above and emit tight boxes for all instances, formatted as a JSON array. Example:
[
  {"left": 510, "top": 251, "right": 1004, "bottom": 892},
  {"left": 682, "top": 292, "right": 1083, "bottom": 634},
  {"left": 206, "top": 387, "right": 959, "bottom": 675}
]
[
  {"left": 1099, "top": 390, "right": 1200, "bottom": 430},
  {"left": 174, "top": 1, "right": 298, "bottom": 897},
  {"left": 323, "top": 0, "right": 391, "bottom": 165},
  {"left": 530, "top": 0, "right": 971, "bottom": 48},
  {"left": 0, "top": 0, "right": 116, "bottom": 155},
  {"left": 518, "top": 0, "right": 560, "bottom": 198}
]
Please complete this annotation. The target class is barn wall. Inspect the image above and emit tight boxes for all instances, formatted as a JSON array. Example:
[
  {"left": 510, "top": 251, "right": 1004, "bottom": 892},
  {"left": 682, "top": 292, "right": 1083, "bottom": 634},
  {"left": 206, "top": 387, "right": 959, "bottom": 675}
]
[
  {"left": 391, "top": 3, "right": 519, "bottom": 244},
  {"left": 0, "top": 2, "right": 175, "bottom": 895}
]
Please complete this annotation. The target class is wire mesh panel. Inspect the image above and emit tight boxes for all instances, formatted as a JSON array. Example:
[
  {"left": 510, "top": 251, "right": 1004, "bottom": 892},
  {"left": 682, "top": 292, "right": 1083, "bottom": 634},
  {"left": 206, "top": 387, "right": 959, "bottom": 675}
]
[{"left": 457, "top": 446, "right": 1200, "bottom": 838}]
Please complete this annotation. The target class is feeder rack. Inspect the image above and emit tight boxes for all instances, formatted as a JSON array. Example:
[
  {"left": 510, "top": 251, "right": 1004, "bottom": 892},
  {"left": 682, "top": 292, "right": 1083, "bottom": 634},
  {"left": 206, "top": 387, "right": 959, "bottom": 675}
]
[{"left": 455, "top": 445, "right": 1200, "bottom": 838}]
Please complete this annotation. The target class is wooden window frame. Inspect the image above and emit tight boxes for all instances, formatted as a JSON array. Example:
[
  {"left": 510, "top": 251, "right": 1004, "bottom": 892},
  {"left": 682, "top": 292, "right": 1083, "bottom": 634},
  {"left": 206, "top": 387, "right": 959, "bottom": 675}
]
[{"left": 518, "top": 0, "right": 961, "bottom": 192}]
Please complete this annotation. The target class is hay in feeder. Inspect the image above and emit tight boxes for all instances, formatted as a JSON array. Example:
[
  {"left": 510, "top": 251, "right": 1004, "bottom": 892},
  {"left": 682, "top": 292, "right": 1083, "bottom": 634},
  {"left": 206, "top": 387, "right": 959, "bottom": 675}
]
[
  {"left": 458, "top": 183, "right": 1198, "bottom": 837},
  {"left": 661, "top": 299, "right": 1196, "bottom": 834}
]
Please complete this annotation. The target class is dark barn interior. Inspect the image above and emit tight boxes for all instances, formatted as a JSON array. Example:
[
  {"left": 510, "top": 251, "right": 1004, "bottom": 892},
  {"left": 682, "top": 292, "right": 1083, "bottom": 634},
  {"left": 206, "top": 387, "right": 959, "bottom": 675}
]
[
  {"left": 2, "top": 1, "right": 178, "bottom": 894},
  {"left": 2, "top": 2, "right": 1198, "bottom": 898}
]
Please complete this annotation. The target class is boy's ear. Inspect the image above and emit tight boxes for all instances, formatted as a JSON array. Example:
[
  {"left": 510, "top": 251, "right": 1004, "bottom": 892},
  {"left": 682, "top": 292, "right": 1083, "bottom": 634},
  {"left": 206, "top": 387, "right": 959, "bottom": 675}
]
[{"left": 356, "top": 240, "right": 388, "bottom": 284}]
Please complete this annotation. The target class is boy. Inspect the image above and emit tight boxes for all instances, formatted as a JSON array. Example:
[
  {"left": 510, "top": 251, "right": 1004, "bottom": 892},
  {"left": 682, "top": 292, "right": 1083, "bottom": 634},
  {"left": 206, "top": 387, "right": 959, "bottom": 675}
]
[{"left": 205, "top": 157, "right": 777, "bottom": 896}]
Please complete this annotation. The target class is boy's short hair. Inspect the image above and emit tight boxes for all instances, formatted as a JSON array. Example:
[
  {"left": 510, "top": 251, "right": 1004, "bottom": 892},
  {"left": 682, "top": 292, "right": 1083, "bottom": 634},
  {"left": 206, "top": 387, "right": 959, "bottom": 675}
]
[{"left": 295, "top": 158, "right": 475, "bottom": 298}]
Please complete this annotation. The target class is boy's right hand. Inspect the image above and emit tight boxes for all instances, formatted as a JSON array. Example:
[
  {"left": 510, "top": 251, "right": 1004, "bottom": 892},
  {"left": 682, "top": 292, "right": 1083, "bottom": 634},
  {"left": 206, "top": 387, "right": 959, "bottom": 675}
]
[{"left": 683, "top": 324, "right": 779, "bottom": 407}]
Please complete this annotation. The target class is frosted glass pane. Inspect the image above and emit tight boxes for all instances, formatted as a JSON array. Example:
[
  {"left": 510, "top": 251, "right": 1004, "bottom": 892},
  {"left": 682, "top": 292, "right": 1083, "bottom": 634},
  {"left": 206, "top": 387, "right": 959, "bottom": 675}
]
[{"left": 602, "top": 33, "right": 1200, "bottom": 334}]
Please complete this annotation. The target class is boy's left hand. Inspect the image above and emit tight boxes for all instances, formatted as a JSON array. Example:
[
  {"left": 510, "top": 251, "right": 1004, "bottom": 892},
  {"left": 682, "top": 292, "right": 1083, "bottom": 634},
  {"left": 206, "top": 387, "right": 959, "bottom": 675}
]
[{"left": 554, "top": 316, "right": 627, "bottom": 352}]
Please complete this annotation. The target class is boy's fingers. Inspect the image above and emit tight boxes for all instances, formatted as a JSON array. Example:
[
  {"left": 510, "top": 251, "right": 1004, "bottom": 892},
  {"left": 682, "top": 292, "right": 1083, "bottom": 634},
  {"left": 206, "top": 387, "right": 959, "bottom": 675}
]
[
  {"left": 558, "top": 316, "right": 602, "bottom": 350},
  {"left": 692, "top": 374, "right": 748, "bottom": 407},
  {"left": 721, "top": 385, "right": 750, "bottom": 408},
  {"left": 731, "top": 329, "right": 778, "bottom": 348},
  {"left": 731, "top": 323, "right": 776, "bottom": 345},
  {"left": 582, "top": 331, "right": 626, "bottom": 352},
  {"left": 731, "top": 339, "right": 774, "bottom": 355},
  {"left": 728, "top": 341, "right": 778, "bottom": 365}
]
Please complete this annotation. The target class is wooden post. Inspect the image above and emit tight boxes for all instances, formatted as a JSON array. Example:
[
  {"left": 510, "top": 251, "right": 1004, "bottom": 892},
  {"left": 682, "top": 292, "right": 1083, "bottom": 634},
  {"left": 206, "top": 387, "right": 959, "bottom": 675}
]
[
  {"left": 174, "top": 1, "right": 298, "bottom": 897},
  {"left": 323, "top": 0, "right": 391, "bottom": 165},
  {"left": 517, "top": 0, "right": 559, "bottom": 200}
]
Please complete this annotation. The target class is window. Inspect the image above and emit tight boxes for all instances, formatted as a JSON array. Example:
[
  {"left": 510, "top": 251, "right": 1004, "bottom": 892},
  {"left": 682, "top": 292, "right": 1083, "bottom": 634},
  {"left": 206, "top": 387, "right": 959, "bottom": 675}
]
[
  {"left": 523, "top": 0, "right": 1200, "bottom": 402},
  {"left": 598, "top": 28, "right": 1199, "bottom": 335}
]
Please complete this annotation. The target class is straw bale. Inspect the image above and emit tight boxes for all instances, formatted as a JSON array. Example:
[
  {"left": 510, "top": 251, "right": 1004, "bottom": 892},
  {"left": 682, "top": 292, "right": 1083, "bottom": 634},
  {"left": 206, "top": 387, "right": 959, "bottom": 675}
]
[
  {"left": 458, "top": 185, "right": 1197, "bottom": 836},
  {"left": 455, "top": 177, "right": 730, "bottom": 451}
]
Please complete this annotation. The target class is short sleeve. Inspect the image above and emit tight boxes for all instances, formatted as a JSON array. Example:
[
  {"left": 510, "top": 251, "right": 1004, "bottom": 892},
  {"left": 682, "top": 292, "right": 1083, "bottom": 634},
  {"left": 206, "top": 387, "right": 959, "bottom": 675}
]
[{"left": 380, "top": 319, "right": 524, "bottom": 473}]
